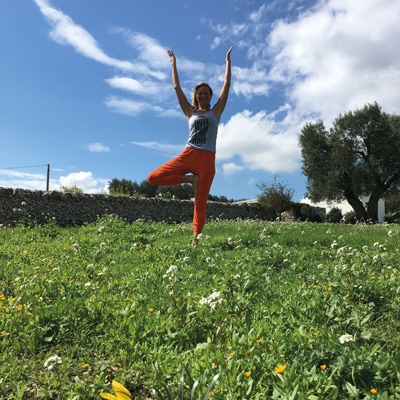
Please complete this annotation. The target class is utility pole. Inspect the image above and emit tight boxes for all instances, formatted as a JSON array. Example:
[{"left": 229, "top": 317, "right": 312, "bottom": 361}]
[{"left": 46, "top": 164, "right": 50, "bottom": 191}]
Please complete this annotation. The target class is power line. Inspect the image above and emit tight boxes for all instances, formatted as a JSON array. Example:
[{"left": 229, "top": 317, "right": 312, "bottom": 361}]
[{"left": 0, "top": 164, "right": 49, "bottom": 170}]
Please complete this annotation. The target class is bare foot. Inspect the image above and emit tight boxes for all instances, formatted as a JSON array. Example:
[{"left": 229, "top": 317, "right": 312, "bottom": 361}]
[{"left": 191, "top": 232, "right": 200, "bottom": 247}]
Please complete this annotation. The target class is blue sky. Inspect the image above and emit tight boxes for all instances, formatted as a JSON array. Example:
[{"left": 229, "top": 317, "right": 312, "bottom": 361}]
[{"left": 1, "top": 0, "right": 399, "bottom": 201}]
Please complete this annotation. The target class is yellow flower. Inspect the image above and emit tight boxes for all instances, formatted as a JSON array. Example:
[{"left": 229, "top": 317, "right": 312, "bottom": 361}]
[
  {"left": 370, "top": 388, "right": 378, "bottom": 395},
  {"left": 208, "top": 392, "right": 214, "bottom": 397},
  {"left": 275, "top": 364, "right": 287, "bottom": 374},
  {"left": 244, "top": 371, "right": 251, "bottom": 378},
  {"left": 230, "top": 351, "right": 235, "bottom": 358},
  {"left": 212, "top": 362, "right": 217, "bottom": 369},
  {"left": 100, "top": 380, "right": 131, "bottom": 400},
  {"left": 245, "top": 349, "right": 251, "bottom": 355},
  {"left": 319, "top": 364, "right": 327, "bottom": 371},
  {"left": 1, "top": 331, "right": 8, "bottom": 337},
  {"left": 256, "top": 338, "right": 262, "bottom": 344},
  {"left": 148, "top": 307, "right": 154, "bottom": 313},
  {"left": 81, "top": 363, "right": 89, "bottom": 369}
]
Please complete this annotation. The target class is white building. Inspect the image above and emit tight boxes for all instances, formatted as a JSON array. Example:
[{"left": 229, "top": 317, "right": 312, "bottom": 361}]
[{"left": 300, "top": 196, "right": 385, "bottom": 222}]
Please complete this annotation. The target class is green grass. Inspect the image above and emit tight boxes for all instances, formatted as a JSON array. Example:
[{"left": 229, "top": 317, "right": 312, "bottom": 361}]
[{"left": 1, "top": 216, "right": 399, "bottom": 399}]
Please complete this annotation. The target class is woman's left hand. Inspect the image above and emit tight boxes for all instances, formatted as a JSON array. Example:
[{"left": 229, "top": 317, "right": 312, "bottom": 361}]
[{"left": 226, "top": 46, "right": 233, "bottom": 62}]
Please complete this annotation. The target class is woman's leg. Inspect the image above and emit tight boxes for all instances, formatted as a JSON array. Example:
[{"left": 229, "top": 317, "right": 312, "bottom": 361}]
[
  {"left": 148, "top": 149, "right": 192, "bottom": 186},
  {"left": 148, "top": 148, "right": 215, "bottom": 239},
  {"left": 191, "top": 151, "right": 216, "bottom": 235}
]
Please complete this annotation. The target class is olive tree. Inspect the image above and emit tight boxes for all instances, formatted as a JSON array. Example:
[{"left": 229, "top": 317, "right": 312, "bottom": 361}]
[{"left": 299, "top": 103, "right": 400, "bottom": 221}]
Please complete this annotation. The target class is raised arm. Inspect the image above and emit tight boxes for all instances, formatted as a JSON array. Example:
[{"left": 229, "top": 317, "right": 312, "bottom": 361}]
[
  {"left": 167, "top": 50, "right": 193, "bottom": 119},
  {"left": 212, "top": 46, "right": 233, "bottom": 121}
]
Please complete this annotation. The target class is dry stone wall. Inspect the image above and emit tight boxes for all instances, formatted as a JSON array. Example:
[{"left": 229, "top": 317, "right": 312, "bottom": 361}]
[{"left": 0, "top": 188, "right": 273, "bottom": 227}]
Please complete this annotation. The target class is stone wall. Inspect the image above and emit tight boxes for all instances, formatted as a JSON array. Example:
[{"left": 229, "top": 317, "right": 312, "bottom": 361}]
[{"left": 0, "top": 188, "right": 273, "bottom": 227}]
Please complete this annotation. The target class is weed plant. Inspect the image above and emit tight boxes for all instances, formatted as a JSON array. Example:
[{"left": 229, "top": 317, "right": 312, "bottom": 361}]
[{"left": 1, "top": 216, "right": 400, "bottom": 399}]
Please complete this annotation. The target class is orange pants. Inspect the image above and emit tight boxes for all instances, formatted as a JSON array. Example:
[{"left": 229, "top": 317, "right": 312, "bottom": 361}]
[{"left": 148, "top": 147, "right": 215, "bottom": 234}]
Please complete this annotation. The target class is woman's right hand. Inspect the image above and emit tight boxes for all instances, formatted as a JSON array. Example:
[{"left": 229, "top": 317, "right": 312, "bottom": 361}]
[{"left": 167, "top": 50, "right": 176, "bottom": 64}]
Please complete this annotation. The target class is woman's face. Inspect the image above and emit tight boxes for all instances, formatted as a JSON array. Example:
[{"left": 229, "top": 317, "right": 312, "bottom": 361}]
[{"left": 196, "top": 85, "right": 212, "bottom": 107}]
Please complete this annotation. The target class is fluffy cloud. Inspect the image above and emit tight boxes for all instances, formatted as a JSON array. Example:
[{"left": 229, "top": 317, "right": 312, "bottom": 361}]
[
  {"left": 217, "top": 107, "right": 301, "bottom": 174},
  {"left": 59, "top": 171, "right": 107, "bottom": 193},
  {"left": 267, "top": 0, "right": 400, "bottom": 122}
]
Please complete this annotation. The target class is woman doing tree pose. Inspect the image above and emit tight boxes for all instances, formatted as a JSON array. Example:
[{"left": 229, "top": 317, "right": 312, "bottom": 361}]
[{"left": 148, "top": 47, "right": 233, "bottom": 245}]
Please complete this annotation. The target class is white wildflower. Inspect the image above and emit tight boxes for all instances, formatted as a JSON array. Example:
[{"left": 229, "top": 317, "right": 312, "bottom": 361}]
[
  {"left": 339, "top": 334, "right": 354, "bottom": 344},
  {"left": 163, "top": 265, "right": 178, "bottom": 280},
  {"left": 199, "top": 290, "right": 223, "bottom": 309},
  {"left": 44, "top": 355, "right": 62, "bottom": 370}
]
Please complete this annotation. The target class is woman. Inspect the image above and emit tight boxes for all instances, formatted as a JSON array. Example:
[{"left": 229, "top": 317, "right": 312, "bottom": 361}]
[{"left": 148, "top": 47, "right": 233, "bottom": 245}]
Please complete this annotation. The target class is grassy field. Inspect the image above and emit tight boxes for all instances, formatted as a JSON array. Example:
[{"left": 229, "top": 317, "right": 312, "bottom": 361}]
[{"left": 1, "top": 216, "right": 399, "bottom": 399}]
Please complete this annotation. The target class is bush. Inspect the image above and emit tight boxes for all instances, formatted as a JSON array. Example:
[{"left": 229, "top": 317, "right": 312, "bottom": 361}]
[
  {"left": 291, "top": 202, "right": 324, "bottom": 222},
  {"left": 326, "top": 207, "right": 343, "bottom": 223},
  {"left": 343, "top": 211, "right": 357, "bottom": 224}
]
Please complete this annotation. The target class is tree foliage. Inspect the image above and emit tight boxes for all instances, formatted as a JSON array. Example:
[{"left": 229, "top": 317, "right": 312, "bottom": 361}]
[
  {"left": 299, "top": 102, "right": 400, "bottom": 221},
  {"left": 108, "top": 177, "right": 234, "bottom": 202}
]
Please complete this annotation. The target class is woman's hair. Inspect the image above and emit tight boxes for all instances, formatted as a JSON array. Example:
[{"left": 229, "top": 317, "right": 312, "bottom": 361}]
[{"left": 191, "top": 82, "right": 213, "bottom": 108}]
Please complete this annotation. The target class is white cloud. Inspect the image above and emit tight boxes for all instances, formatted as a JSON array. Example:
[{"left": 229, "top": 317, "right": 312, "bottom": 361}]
[
  {"left": 221, "top": 162, "right": 244, "bottom": 176},
  {"left": 130, "top": 141, "right": 183, "bottom": 157},
  {"left": 268, "top": 0, "right": 400, "bottom": 121},
  {"left": 84, "top": 143, "right": 110, "bottom": 153},
  {"left": 59, "top": 171, "right": 107, "bottom": 193},
  {"left": 33, "top": 0, "right": 135, "bottom": 72},
  {"left": 105, "top": 76, "right": 163, "bottom": 97},
  {"left": 104, "top": 96, "right": 163, "bottom": 116},
  {"left": 217, "top": 107, "right": 301, "bottom": 173}
]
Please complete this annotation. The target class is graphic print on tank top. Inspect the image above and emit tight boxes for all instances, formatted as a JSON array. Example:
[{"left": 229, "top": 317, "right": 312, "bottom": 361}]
[{"left": 191, "top": 117, "right": 209, "bottom": 146}]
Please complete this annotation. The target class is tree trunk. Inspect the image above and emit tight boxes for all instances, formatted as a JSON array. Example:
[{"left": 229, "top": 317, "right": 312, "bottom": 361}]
[
  {"left": 344, "top": 190, "right": 367, "bottom": 220},
  {"left": 366, "top": 198, "right": 379, "bottom": 221},
  {"left": 367, "top": 185, "right": 386, "bottom": 222},
  {"left": 342, "top": 173, "right": 368, "bottom": 219},
  {"left": 345, "top": 194, "right": 367, "bottom": 220}
]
